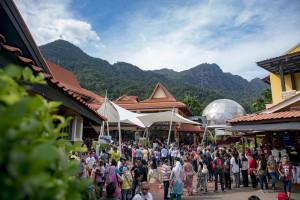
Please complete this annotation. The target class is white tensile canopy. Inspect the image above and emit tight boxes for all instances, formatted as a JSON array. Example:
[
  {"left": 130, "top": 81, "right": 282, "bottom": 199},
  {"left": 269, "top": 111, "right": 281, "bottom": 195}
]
[{"left": 97, "top": 97, "right": 200, "bottom": 155}]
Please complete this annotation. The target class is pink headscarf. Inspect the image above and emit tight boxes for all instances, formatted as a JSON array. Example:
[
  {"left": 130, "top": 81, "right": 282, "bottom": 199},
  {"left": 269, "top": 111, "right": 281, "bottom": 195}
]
[{"left": 106, "top": 165, "right": 116, "bottom": 184}]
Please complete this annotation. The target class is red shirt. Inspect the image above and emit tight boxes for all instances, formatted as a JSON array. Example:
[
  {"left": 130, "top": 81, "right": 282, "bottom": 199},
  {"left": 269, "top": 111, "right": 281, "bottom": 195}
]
[
  {"left": 249, "top": 159, "right": 256, "bottom": 169},
  {"left": 279, "top": 163, "right": 293, "bottom": 181}
]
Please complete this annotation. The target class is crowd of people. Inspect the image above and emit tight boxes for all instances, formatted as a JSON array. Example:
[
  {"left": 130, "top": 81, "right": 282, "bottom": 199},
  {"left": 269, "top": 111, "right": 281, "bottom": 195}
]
[{"left": 70, "top": 138, "right": 295, "bottom": 200}]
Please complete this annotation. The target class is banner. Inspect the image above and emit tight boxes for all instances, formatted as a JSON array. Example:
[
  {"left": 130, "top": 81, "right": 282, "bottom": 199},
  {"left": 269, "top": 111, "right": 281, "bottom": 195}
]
[
  {"left": 215, "top": 129, "right": 231, "bottom": 136},
  {"left": 98, "top": 136, "right": 112, "bottom": 144},
  {"left": 135, "top": 132, "right": 140, "bottom": 140}
]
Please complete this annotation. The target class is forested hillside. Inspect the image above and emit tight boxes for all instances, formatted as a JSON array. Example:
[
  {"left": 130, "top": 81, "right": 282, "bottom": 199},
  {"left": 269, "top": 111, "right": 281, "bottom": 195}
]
[{"left": 39, "top": 40, "right": 269, "bottom": 114}]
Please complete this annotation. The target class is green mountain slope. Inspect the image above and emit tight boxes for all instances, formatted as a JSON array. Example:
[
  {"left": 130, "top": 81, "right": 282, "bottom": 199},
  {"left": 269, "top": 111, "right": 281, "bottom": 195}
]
[{"left": 39, "top": 40, "right": 269, "bottom": 113}]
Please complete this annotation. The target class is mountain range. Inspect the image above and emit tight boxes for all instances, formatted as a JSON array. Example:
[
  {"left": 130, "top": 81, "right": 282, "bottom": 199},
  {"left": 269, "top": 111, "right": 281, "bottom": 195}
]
[{"left": 39, "top": 40, "right": 269, "bottom": 113}]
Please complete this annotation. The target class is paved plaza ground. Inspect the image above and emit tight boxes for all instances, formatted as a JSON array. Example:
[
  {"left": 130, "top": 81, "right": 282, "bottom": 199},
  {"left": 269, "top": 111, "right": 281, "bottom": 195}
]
[
  {"left": 147, "top": 165, "right": 300, "bottom": 200},
  {"left": 149, "top": 180, "right": 300, "bottom": 200}
]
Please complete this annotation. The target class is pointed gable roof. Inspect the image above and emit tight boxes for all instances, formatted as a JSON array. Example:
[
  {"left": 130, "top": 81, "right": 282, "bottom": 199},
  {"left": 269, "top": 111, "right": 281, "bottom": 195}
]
[
  {"left": 115, "top": 95, "right": 139, "bottom": 103},
  {"left": 148, "top": 83, "right": 175, "bottom": 101}
]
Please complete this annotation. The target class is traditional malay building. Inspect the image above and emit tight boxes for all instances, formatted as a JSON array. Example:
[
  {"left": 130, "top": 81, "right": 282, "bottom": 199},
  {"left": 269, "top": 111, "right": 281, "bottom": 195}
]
[
  {"left": 228, "top": 44, "right": 300, "bottom": 166},
  {"left": 114, "top": 83, "right": 203, "bottom": 144},
  {"left": 0, "top": 0, "right": 105, "bottom": 141}
]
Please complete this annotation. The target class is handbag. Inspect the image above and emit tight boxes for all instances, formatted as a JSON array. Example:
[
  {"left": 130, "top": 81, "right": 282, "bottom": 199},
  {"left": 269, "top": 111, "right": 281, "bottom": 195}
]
[
  {"left": 170, "top": 178, "right": 174, "bottom": 186},
  {"left": 253, "top": 169, "right": 258, "bottom": 176}
]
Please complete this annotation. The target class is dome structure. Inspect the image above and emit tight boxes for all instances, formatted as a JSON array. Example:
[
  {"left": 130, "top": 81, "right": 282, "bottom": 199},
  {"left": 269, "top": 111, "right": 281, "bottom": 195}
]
[{"left": 202, "top": 99, "right": 246, "bottom": 127}]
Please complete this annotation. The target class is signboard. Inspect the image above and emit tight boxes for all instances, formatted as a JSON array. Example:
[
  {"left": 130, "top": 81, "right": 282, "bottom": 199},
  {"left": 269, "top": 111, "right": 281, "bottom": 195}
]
[
  {"left": 215, "top": 129, "right": 231, "bottom": 136},
  {"left": 153, "top": 143, "right": 158, "bottom": 149},
  {"left": 96, "top": 145, "right": 99, "bottom": 157},
  {"left": 98, "top": 136, "right": 112, "bottom": 144},
  {"left": 135, "top": 132, "right": 140, "bottom": 140}
]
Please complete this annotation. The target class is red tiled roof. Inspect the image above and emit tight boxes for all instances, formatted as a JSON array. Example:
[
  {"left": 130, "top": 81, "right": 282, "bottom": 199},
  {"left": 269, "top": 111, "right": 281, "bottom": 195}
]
[
  {"left": 148, "top": 82, "right": 176, "bottom": 100},
  {"left": 176, "top": 123, "right": 203, "bottom": 133},
  {"left": 228, "top": 110, "right": 300, "bottom": 123},
  {"left": 261, "top": 75, "right": 270, "bottom": 85},
  {"left": 141, "top": 98, "right": 177, "bottom": 103},
  {"left": 46, "top": 61, "right": 81, "bottom": 88},
  {"left": 0, "top": 33, "right": 105, "bottom": 121},
  {"left": 116, "top": 101, "right": 188, "bottom": 110},
  {"left": 115, "top": 94, "right": 139, "bottom": 103},
  {"left": 45, "top": 60, "right": 104, "bottom": 103}
]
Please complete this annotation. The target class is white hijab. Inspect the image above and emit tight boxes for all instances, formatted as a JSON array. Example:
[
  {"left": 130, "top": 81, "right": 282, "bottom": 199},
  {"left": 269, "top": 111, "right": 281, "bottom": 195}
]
[{"left": 173, "top": 161, "right": 182, "bottom": 174}]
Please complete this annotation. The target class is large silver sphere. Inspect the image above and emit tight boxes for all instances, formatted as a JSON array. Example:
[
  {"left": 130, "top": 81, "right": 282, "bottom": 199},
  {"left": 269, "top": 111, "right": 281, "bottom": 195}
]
[{"left": 202, "top": 99, "right": 246, "bottom": 127}]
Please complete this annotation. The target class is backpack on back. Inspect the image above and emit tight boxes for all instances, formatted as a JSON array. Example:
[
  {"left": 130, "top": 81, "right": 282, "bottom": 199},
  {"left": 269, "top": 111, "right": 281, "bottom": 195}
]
[{"left": 217, "top": 158, "right": 223, "bottom": 169}]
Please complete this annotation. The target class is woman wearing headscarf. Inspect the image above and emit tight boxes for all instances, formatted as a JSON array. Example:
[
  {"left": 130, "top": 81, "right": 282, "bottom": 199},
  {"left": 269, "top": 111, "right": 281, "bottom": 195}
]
[
  {"left": 267, "top": 155, "right": 276, "bottom": 190},
  {"left": 246, "top": 148, "right": 252, "bottom": 161},
  {"left": 106, "top": 159, "right": 122, "bottom": 199},
  {"left": 183, "top": 158, "right": 194, "bottom": 196},
  {"left": 170, "top": 158, "right": 185, "bottom": 200}
]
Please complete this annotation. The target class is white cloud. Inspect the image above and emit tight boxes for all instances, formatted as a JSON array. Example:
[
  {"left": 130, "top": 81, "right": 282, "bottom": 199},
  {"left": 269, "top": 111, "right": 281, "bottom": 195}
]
[
  {"left": 14, "top": 0, "right": 100, "bottom": 46},
  {"left": 104, "top": 1, "right": 299, "bottom": 80},
  {"left": 14, "top": 0, "right": 300, "bottom": 81}
]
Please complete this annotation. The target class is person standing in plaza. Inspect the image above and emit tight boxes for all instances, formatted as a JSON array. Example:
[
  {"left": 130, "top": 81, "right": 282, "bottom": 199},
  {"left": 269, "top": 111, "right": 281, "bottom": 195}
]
[
  {"left": 132, "top": 146, "right": 136, "bottom": 164},
  {"left": 106, "top": 160, "right": 123, "bottom": 199},
  {"left": 94, "top": 161, "right": 105, "bottom": 198},
  {"left": 278, "top": 155, "right": 293, "bottom": 198},
  {"left": 213, "top": 153, "right": 225, "bottom": 192},
  {"left": 248, "top": 154, "right": 258, "bottom": 189},
  {"left": 121, "top": 167, "right": 132, "bottom": 200},
  {"left": 142, "top": 146, "right": 149, "bottom": 162},
  {"left": 131, "top": 160, "right": 142, "bottom": 198},
  {"left": 148, "top": 152, "right": 162, "bottom": 188},
  {"left": 195, "top": 155, "right": 208, "bottom": 194},
  {"left": 170, "top": 158, "right": 185, "bottom": 200},
  {"left": 86, "top": 152, "right": 95, "bottom": 177},
  {"left": 267, "top": 155, "right": 277, "bottom": 190},
  {"left": 100, "top": 149, "right": 108, "bottom": 162},
  {"left": 78, "top": 158, "right": 87, "bottom": 179},
  {"left": 132, "top": 182, "right": 153, "bottom": 200},
  {"left": 230, "top": 152, "right": 240, "bottom": 188},
  {"left": 223, "top": 154, "right": 231, "bottom": 190},
  {"left": 257, "top": 154, "right": 268, "bottom": 193},
  {"left": 135, "top": 146, "right": 142, "bottom": 161},
  {"left": 241, "top": 152, "right": 249, "bottom": 187},
  {"left": 183, "top": 158, "right": 195, "bottom": 196},
  {"left": 161, "top": 159, "right": 171, "bottom": 200},
  {"left": 161, "top": 146, "right": 168, "bottom": 163}
]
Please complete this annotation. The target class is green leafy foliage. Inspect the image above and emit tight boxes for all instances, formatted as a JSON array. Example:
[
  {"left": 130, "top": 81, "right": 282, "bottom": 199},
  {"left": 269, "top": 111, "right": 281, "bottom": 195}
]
[
  {"left": 0, "top": 66, "right": 90, "bottom": 200},
  {"left": 182, "top": 97, "right": 205, "bottom": 116},
  {"left": 253, "top": 88, "right": 273, "bottom": 111},
  {"left": 109, "top": 150, "right": 120, "bottom": 162}
]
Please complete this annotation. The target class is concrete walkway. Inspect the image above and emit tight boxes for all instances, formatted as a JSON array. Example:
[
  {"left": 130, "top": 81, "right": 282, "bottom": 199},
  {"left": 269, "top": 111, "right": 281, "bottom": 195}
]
[
  {"left": 148, "top": 165, "right": 300, "bottom": 200},
  {"left": 149, "top": 180, "right": 300, "bottom": 200}
]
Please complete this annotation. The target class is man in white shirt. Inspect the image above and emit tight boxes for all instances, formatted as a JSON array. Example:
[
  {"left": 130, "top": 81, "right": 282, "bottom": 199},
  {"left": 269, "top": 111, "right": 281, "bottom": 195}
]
[
  {"left": 132, "top": 182, "right": 153, "bottom": 200},
  {"left": 171, "top": 148, "right": 177, "bottom": 166},
  {"left": 161, "top": 146, "right": 168, "bottom": 162},
  {"left": 86, "top": 152, "right": 95, "bottom": 177}
]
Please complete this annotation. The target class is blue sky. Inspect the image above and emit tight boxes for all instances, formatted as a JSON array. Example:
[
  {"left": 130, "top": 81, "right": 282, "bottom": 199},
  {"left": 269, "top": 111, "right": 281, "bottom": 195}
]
[{"left": 14, "top": 0, "right": 300, "bottom": 80}]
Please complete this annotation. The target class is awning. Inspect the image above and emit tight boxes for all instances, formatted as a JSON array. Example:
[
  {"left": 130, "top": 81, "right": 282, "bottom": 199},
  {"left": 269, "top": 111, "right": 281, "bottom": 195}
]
[
  {"left": 176, "top": 123, "right": 203, "bottom": 133},
  {"left": 227, "top": 122, "right": 300, "bottom": 132},
  {"left": 136, "top": 110, "right": 200, "bottom": 127}
]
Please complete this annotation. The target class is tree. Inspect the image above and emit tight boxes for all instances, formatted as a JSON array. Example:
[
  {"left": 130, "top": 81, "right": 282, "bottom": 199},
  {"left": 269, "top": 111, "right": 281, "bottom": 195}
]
[
  {"left": 183, "top": 97, "right": 204, "bottom": 116},
  {"left": 252, "top": 88, "right": 272, "bottom": 111},
  {"left": 0, "top": 66, "right": 90, "bottom": 200}
]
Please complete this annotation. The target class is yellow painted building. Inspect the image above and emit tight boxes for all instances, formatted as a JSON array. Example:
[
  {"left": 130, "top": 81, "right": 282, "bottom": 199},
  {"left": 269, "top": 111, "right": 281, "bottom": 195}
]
[{"left": 258, "top": 43, "right": 300, "bottom": 106}]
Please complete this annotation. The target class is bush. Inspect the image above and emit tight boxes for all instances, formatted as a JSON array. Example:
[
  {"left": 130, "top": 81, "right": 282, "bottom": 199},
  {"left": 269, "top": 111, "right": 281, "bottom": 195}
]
[{"left": 0, "top": 66, "right": 89, "bottom": 200}]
